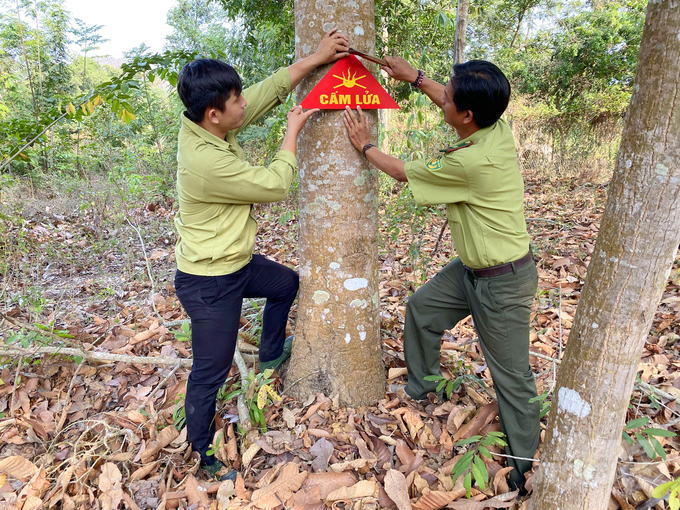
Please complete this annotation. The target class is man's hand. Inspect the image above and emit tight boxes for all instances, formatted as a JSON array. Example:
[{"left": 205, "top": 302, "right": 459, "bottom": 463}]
[
  {"left": 382, "top": 56, "right": 419, "bottom": 83},
  {"left": 343, "top": 105, "right": 371, "bottom": 152},
  {"left": 287, "top": 106, "right": 320, "bottom": 136},
  {"left": 313, "top": 28, "right": 350, "bottom": 65}
]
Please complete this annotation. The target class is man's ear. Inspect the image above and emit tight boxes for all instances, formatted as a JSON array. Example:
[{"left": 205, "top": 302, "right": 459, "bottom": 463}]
[
  {"left": 204, "top": 107, "right": 220, "bottom": 125},
  {"left": 462, "top": 110, "right": 475, "bottom": 126}
]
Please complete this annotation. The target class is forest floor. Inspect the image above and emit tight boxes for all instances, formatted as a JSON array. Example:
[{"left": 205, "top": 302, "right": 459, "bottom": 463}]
[{"left": 0, "top": 175, "right": 679, "bottom": 510}]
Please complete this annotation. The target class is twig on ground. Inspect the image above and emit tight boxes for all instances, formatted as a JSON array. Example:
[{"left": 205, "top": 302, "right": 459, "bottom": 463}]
[
  {"left": 637, "top": 381, "right": 678, "bottom": 403},
  {"left": 491, "top": 452, "right": 540, "bottom": 462},
  {"left": 232, "top": 345, "right": 252, "bottom": 431},
  {"left": 9, "top": 356, "right": 23, "bottom": 415},
  {"left": 431, "top": 219, "right": 449, "bottom": 256},
  {"left": 126, "top": 218, "right": 164, "bottom": 323},
  {"left": 56, "top": 358, "right": 85, "bottom": 434},
  {"left": 0, "top": 344, "right": 258, "bottom": 366},
  {"left": 139, "top": 361, "right": 183, "bottom": 411}
]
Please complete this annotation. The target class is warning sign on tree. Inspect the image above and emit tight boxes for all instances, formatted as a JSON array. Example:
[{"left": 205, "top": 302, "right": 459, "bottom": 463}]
[{"left": 300, "top": 55, "right": 400, "bottom": 110}]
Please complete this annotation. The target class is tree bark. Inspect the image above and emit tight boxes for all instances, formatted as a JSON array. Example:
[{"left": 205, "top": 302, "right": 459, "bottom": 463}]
[
  {"left": 530, "top": 1, "right": 680, "bottom": 508},
  {"left": 454, "top": 0, "right": 470, "bottom": 65},
  {"left": 287, "top": 0, "right": 385, "bottom": 406}
]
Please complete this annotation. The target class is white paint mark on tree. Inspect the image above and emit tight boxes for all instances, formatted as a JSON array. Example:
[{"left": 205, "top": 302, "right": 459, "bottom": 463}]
[
  {"left": 330, "top": 262, "right": 340, "bottom": 269},
  {"left": 302, "top": 44, "right": 312, "bottom": 54},
  {"left": 557, "top": 387, "right": 591, "bottom": 418},
  {"left": 592, "top": 323, "right": 599, "bottom": 329},
  {"left": 354, "top": 25, "right": 364, "bottom": 35},
  {"left": 345, "top": 333, "right": 351, "bottom": 343},
  {"left": 344, "top": 278, "right": 368, "bottom": 291},
  {"left": 323, "top": 22, "right": 335, "bottom": 31},
  {"left": 313, "top": 290, "right": 331, "bottom": 304},
  {"left": 360, "top": 332, "right": 366, "bottom": 340}
]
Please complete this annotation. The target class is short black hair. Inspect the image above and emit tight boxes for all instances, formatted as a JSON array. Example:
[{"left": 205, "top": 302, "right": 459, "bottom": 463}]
[
  {"left": 177, "top": 59, "right": 243, "bottom": 123},
  {"left": 450, "top": 60, "right": 510, "bottom": 128}
]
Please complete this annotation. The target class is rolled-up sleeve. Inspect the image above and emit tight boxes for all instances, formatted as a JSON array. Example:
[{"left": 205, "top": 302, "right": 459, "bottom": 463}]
[
  {"left": 203, "top": 149, "right": 297, "bottom": 204},
  {"left": 237, "top": 68, "right": 292, "bottom": 132},
  {"left": 404, "top": 154, "right": 468, "bottom": 206}
]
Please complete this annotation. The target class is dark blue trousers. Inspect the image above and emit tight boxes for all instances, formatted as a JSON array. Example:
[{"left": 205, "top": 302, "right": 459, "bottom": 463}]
[{"left": 174, "top": 254, "right": 299, "bottom": 462}]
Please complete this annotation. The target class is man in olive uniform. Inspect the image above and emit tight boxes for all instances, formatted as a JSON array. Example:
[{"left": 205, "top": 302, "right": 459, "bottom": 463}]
[
  {"left": 343, "top": 58, "right": 539, "bottom": 490},
  {"left": 174, "top": 29, "right": 349, "bottom": 477}
]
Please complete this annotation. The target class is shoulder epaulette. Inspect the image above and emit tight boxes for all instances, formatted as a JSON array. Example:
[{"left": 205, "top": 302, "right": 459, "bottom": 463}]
[{"left": 439, "top": 140, "right": 474, "bottom": 153}]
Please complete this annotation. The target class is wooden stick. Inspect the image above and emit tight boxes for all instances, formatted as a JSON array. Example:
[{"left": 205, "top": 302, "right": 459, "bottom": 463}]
[
  {"left": 348, "top": 48, "right": 388, "bottom": 66},
  {"left": 0, "top": 344, "right": 259, "bottom": 366}
]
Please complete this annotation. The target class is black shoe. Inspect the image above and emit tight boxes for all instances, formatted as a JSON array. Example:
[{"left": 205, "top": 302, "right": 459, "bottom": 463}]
[{"left": 200, "top": 459, "right": 238, "bottom": 482}]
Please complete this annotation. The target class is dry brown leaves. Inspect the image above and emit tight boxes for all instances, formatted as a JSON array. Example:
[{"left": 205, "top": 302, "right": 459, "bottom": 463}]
[{"left": 2, "top": 181, "right": 680, "bottom": 509}]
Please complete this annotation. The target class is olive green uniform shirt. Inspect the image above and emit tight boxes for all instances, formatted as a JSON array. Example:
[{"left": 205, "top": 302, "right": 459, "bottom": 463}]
[
  {"left": 175, "top": 68, "right": 295, "bottom": 276},
  {"left": 404, "top": 119, "right": 529, "bottom": 269}
]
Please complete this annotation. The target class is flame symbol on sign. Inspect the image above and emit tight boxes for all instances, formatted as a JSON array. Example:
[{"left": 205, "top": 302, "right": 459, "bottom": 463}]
[{"left": 332, "top": 69, "right": 366, "bottom": 89}]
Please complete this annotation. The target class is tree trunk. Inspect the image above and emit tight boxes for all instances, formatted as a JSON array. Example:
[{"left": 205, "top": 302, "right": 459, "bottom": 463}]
[
  {"left": 287, "top": 0, "right": 385, "bottom": 406},
  {"left": 454, "top": 0, "right": 470, "bottom": 65},
  {"left": 530, "top": 1, "right": 680, "bottom": 508}
]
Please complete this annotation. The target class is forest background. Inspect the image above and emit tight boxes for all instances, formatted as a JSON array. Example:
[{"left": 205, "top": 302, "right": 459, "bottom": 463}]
[{"left": 2, "top": 0, "right": 679, "bottom": 509}]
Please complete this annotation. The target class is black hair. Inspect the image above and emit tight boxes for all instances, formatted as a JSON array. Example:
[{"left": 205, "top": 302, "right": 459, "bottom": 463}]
[
  {"left": 449, "top": 60, "right": 511, "bottom": 128},
  {"left": 177, "top": 59, "right": 243, "bottom": 123}
]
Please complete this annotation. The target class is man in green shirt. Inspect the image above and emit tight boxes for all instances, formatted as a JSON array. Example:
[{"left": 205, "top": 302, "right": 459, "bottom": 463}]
[
  {"left": 343, "top": 59, "right": 539, "bottom": 491},
  {"left": 174, "top": 29, "right": 349, "bottom": 478}
]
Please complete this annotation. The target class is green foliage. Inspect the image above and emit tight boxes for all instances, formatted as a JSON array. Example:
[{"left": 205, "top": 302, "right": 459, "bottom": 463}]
[
  {"left": 423, "top": 359, "right": 486, "bottom": 400},
  {"left": 622, "top": 417, "right": 676, "bottom": 460},
  {"left": 173, "top": 392, "right": 186, "bottom": 429},
  {"left": 652, "top": 477, "right": 680, "bottom": 510},
  {"left": 220, "top": 368, "right": 282, "bottom": 433},
  {"left": 452, "top": 432, "right": 507, "bottom": 497},
  {"left": 172, "top": 321, "right": 192, "bottom": 343},
  {"left": 528, "top": 390, "right": 552, "bottom": 418}
]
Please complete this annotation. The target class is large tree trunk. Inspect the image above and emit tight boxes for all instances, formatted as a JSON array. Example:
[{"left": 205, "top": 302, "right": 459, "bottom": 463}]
[
  {"left": 453, "top": 0, "right": 469, "bottom": 65},
  {"left": 530, "top": 1, "right": 680, "bottom": 508},
  {"left": 286, "top": 0, "right": 385, "bottom": 406}
]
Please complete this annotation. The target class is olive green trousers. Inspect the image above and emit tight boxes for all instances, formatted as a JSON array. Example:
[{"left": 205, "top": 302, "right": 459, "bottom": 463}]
[{"left": 404, "top": 257, "right": 540, "bottom": 489}]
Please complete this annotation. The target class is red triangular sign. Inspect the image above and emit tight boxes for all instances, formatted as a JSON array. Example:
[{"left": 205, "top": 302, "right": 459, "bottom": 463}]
[{"left": 300, "top": 55, "right": 400, "bottom": 110}]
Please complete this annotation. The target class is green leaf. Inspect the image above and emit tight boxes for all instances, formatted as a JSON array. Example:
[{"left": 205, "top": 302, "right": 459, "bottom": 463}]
[
  {"left": 473, "top": 455, "right": 488, "bottom": 487},
  {"left": 649, "top": 436, "right": 667, "bottom": 460},
  {"left": 182, "top": 321, "right": 190, "bottom": 335},
  {"left": 622, "top": 431, "right": 635, "bottom": 445},
  {"left": 643, "top": 428, "right": 676, "bottom": 438},
  {"left": 478, "top": 446, "right": 492, "bottom": 459},
  {"left": 625, "top": 417, "right": 650, "bottom": 429},
  {"left": 463, "top": 472, "right": 472, "bottom": 498},
  {"left": 454, "top": 435, "right": 483, "bottom": 447},
  {"left": 436, "top": 379, "right": 447, "bottom": 392},
  {"left": 635, "top": 432, "right": 657, "bottom": 459},
  {"left": 652, "top": 479, "right": 678, "bottom": 498},
  {"left": 471, "top": 461, "right": 486, "bottom": 490},
  {"left": 424, "top": 375, "right": 443, "bottom": 382}
]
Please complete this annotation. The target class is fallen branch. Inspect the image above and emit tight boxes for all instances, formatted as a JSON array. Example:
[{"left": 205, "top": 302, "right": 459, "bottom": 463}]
[
  {"left": 232, "top": 345, "right": 253, "bottom": 431},
  {"left": 0, "top": 344, "right": 258, "bottom": 366}
]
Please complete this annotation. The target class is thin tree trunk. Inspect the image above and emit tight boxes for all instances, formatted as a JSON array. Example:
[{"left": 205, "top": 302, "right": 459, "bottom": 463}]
[
  {"left": 453, "top": 0, "right": 470, "bottom": 65},
  {"left": 14, "top": 0, "right": 39, "bottom": 125},
  {"left": 287, "top": 0, "right": 385, "bottom": 406},
  {"left": 530, "top": 0, "right": 680, "bottom": 507}
]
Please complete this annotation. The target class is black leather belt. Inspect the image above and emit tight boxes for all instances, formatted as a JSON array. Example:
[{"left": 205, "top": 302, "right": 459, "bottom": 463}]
[{"left": 463, "top": 251, "right": 534, "bottom": 278}]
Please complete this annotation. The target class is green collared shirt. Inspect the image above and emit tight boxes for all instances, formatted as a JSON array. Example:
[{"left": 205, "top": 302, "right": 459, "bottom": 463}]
[
  {"left": 175, "top": 67, "right": 296, "bottom": 276},
  {"left": 404, "top": 119, "right": 530, "bottom": 269}
]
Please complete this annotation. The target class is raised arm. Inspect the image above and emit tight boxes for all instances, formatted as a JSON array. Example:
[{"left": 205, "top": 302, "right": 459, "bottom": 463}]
[
  {"left": 382, "top": 56, "right": 446, "bottom": 109},
  {"left": 288, "top": 28, "right": 349, "bottom": 89}
]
